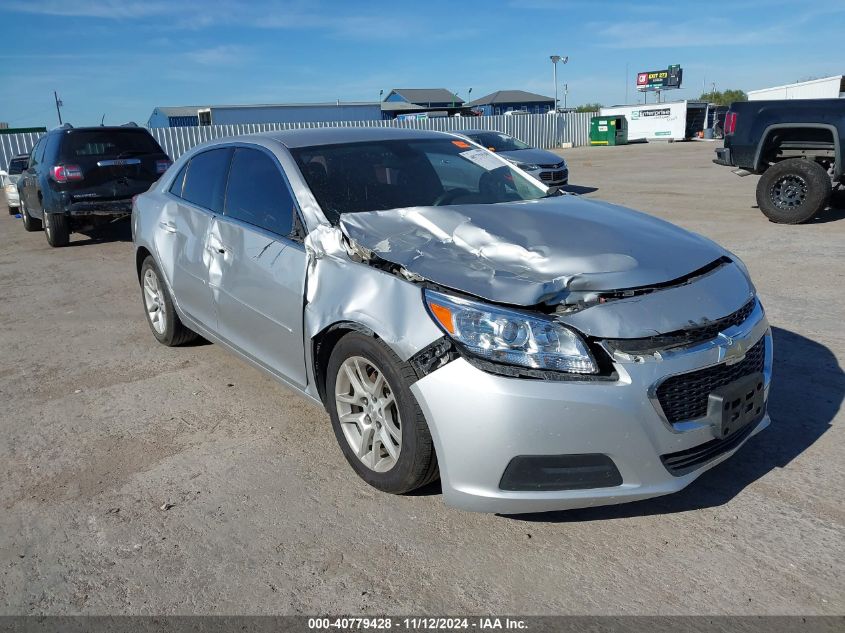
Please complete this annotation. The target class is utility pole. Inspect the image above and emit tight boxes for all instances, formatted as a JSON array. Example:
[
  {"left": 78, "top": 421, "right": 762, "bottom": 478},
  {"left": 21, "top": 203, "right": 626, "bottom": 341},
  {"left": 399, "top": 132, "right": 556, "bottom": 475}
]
[
  {"left": 54, "top": 91, "right": 63, "bottom": 125},
  {"left": 563, "top": 83, "right": 568, "bottom": 110},
  {"left": 549, "top": 55, "right": 568, "bottom": 113}
]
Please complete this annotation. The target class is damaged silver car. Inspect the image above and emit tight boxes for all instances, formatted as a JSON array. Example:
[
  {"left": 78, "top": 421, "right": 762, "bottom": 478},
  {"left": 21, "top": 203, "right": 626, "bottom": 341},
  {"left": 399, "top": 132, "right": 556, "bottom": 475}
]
[{"left": 132, "top": 128, "right": 772, "bottom": 514}]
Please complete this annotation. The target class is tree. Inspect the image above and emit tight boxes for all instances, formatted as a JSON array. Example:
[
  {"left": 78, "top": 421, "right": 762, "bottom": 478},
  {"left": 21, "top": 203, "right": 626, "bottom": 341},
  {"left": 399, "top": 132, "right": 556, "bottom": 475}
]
[
  {"left": 699, "top": 89, "right": 747, "bottom": 106},
  {"left": 575, "top": 103, "right": 602, "bottom": 112}
]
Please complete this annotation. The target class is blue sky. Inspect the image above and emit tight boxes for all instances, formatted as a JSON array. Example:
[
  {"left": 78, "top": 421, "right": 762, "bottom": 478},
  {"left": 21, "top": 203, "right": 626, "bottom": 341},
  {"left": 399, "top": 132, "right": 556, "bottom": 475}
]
[{"left": 1, "top": 0, "right": 842, "bottom": 128}]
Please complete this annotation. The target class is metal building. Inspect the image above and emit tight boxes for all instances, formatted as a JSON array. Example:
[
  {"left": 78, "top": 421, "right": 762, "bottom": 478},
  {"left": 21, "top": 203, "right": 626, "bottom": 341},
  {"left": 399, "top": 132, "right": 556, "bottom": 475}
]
[
  {"left": 748, "top": 75, "right": 845, "bottom": 101},
  {"left": 468, "top": 90, "right": 555, "bottom": 116},
  {"left": 148, "top": 102, "right": 383, "bottom": 128}
]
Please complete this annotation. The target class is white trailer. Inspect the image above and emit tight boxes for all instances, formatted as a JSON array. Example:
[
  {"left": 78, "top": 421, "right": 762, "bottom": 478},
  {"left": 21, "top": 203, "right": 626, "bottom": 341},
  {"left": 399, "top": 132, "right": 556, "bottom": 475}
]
[{"left": 600, "top": 100, "right": 709, "bottom": 141}]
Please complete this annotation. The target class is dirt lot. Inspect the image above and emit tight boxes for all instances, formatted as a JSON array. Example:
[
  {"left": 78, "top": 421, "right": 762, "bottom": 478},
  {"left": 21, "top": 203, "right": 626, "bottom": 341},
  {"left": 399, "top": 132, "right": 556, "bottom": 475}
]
[{"left": 1, "top": 141, "right": 843, "bottom": 615}]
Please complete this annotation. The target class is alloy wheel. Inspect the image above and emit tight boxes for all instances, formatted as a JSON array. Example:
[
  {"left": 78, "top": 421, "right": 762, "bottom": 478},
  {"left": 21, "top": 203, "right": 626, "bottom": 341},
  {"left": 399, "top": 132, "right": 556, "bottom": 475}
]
[
  {"left": 334, "top": 356, "right": 402, "bottom": 472},
  {"left": 143, "top": 268, "right": 167, "bottom": 335},
  {"left": 771, "top": 174, "right": 807, "bottom": 209}
]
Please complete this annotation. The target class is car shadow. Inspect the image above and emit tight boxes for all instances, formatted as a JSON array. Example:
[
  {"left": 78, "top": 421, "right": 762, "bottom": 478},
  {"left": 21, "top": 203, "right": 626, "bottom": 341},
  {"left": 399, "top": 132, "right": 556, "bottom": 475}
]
[
  {"left": 806, "top": 193, "right": 845, "bottom": 224},
  {"left": 65, "top": 220, "right": 132, "bottom": 247},
  {"left": 505, "top": 326, "right": 842, "bottom": 522},
  {"left": 562, "top": 184, "right": 599, "bottom": 195}
]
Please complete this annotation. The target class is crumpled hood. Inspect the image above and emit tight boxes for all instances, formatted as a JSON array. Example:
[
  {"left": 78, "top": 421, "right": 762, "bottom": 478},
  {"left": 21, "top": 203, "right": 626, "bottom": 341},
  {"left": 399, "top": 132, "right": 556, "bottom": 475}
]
[
  {"left": 339, "top": 196, "right": 730, "bottom": 306},
  {"left": 497, "top": 148, "right": 565, "bottom": 166}
]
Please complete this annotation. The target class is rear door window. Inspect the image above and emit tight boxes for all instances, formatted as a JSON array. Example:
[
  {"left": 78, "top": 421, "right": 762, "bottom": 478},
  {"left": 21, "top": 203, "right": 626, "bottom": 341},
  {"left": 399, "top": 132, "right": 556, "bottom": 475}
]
[
  {"left": 29, "top": 138, "right": 46, "bottom": 169},
  {"left": 169, "top": 163, "right": 188, "bottom": 197},
  {"left": 8, "top": 158, "right": 28, "bottom": 174},
  {"left": 224, "top": 147, "right": 294, "bottom": 237},
  {"left": 181, "top": 147, "right": 232, "bottom": 213}
]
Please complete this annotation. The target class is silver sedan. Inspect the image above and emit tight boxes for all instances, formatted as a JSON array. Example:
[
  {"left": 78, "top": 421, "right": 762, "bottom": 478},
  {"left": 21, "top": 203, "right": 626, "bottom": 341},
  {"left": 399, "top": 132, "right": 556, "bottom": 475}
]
[{"left": 132, "top": 128, "right": 771, "bottom": 514}]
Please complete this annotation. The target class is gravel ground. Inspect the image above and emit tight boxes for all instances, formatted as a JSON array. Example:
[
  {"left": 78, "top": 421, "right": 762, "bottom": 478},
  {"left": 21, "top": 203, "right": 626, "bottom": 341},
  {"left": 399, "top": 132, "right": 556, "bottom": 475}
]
[{"left": 0, "top": 141, "right": 842, "bottom": 615}]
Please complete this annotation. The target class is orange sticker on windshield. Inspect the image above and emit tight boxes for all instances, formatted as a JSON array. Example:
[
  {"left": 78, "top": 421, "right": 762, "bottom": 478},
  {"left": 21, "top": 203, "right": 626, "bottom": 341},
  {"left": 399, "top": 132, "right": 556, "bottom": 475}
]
[{"left": 451, "top": 140, "right": 471, "bottom": 148}]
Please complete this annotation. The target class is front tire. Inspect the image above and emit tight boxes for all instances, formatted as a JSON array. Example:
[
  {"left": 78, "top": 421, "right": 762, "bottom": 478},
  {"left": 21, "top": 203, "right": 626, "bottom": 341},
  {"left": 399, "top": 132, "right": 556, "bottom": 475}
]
[
  {"left": 139, "top": 256, "right": 197, "bottom": 346},
  {"left": 44, "top": 212, "right": 70, "bottom": 247},
  {"left": 20, "top": 200, "right": 42, "bottom": 232},
  {"left": 756, "top": 159, "right": 832, "bottom": 224},
  {"left": 326, "top": 333, "right": 438, "bottom": 494}
]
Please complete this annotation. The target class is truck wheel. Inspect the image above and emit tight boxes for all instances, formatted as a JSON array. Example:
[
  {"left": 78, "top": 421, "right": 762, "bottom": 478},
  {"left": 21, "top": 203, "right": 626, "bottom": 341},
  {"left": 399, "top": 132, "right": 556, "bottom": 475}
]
[
  {"left": 756, "top": 159, "right": 832, "bottom": 224},
  {"left": 44, "top": 212, "right": 70, "bottom": 247},
  {"left": 21, "top": 200, "right": 42, "bottom": 231},
  {"left": 326, "top": 332, "right": 438, "bottom": 494}
]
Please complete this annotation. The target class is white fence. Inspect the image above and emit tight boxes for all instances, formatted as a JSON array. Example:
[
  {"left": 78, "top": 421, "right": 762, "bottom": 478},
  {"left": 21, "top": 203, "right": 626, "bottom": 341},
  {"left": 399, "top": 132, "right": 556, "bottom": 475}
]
[{"left": 0, "top": 113, "right": 594, "bottom": 171}]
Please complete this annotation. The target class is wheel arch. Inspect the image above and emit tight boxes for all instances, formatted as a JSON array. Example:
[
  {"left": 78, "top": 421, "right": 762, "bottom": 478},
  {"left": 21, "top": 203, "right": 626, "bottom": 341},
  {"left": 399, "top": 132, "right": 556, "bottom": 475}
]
[
  {"left": 135, "top": 246, "right": 153, "bottom": 284},
  {"left": 754, "top": 123, "right": 841, "bottom": 178},
  {"left": 311, "top": 321, "right": 379, "bottom": 406}
]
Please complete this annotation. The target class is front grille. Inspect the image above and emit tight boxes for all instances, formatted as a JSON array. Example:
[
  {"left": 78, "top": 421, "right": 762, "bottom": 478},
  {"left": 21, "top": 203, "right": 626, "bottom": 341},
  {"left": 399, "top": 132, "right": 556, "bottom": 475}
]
[
  {"left": 607, "top": 298, "right": 757, "bottom": 354},
  {"left": 661, "top": 418, "right": 757, "bottom": 476},
  {"left": 539, "top": 169, "right": 567, "bottom": 182},
  {"left": 655, "top": 337, "right": 766, "bottom": 423}
]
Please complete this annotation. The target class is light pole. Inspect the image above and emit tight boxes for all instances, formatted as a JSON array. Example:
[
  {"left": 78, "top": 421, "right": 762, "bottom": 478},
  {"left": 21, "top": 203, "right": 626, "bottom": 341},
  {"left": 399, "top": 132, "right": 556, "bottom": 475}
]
[{"left": 549, "top": 55, "right": 568, "bottom": 113}]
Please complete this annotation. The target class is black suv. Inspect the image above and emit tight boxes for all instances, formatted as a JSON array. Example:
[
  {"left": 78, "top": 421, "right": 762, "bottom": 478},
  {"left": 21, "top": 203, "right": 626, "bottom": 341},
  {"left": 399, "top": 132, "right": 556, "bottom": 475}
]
[{"left": 18, "top": 124, "right": 171, "bottom": 246}]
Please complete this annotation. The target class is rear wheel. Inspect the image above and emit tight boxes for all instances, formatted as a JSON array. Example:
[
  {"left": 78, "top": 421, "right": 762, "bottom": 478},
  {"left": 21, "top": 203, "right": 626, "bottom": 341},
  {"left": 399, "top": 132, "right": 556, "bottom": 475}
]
[
  {"left": 140, "top": 256, "right": 197, "bottom": 346},
  {"left": 756, "top": 159, "right": 832, "bottom": 224},
  {"left": 20, "top": 200, "right": 42, "bottom": 232},
  {"left": 326, "top": 333, "right": 438, "bottom": 494},
  {"left": 44, "top": 212, "right": 70, "bottom": 247}
]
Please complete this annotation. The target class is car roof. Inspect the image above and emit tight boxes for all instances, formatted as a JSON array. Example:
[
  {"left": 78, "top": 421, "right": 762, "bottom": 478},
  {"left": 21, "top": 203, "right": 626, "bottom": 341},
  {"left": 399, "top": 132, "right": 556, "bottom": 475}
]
[
  {"left": 50, "top": 125, "right": 151, "bottom": 135},
  {"left": 457, "top": 129, "right": 511, "bottom": 136},
  {"left": 259, "top": 126, "right": 457, "bottom": 149}
]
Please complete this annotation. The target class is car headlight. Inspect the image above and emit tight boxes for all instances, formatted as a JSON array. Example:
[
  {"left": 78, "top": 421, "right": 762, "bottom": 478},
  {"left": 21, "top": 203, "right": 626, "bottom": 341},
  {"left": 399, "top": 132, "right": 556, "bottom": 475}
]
[
  {"left": 501, "top": 157, "right": 540, "bottom": 171},
  {"left": 424, "top": 289, "right": 598, "bottom": 374},
  {"left": 4, "top": 184, "right": 16, "bottom": 194}
]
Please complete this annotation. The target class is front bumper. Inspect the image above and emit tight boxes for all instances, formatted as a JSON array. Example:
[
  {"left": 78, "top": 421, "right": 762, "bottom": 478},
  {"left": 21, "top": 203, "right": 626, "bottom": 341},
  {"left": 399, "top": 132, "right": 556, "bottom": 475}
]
[
  {"left": 5, "top": 191, "right": 20, "bottom": 208},
  {"left": 411, "top": 303, "right": 772, "bottom": 514},
  {"left": 527, "top": 166, "right": 568, "bottom": 187}
]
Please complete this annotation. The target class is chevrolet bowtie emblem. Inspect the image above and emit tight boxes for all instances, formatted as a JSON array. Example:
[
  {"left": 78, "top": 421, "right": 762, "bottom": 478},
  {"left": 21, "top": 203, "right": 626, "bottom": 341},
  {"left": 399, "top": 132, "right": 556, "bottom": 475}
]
[{"left": 717, "top": 332, "right": 746, "bottom": 364}]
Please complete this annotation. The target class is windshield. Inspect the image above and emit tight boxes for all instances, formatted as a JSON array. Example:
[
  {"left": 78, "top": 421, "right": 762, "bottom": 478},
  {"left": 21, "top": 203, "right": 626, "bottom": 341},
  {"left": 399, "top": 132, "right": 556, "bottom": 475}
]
[
  {"left": 291, "top": 138, "right": 547, "bottom": 224},
  {"left": 60, "top": 130, "right": 164, "bottom": 160},
  {"left": 464, "top": 132, "right": 531, "bottom": 152}
]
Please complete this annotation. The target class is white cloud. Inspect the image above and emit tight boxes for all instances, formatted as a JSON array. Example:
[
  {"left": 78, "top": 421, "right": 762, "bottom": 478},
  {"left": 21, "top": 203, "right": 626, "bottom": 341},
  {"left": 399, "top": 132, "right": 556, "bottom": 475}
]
[{"left": 184, "top": 45, "right": 250, "bottom": 66}]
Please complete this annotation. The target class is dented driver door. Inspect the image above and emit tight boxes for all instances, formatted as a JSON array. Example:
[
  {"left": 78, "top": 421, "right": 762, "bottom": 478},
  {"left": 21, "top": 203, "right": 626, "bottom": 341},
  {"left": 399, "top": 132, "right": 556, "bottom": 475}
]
[{"left": 207, "top": 146, "right": 308, "bottom": 388}]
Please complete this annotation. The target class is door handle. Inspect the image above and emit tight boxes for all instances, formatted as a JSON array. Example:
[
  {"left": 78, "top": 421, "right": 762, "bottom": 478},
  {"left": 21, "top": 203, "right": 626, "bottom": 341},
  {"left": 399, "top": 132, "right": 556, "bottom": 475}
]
[{"left": 159, "top": 221, "right": 177, "bottom": 234}]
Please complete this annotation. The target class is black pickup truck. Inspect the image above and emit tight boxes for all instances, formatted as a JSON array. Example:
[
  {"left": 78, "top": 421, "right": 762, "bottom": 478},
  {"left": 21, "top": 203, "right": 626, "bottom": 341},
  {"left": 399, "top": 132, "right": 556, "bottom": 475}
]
[{"left": 713, "top": 99, "right": 844, "bottom": 223}]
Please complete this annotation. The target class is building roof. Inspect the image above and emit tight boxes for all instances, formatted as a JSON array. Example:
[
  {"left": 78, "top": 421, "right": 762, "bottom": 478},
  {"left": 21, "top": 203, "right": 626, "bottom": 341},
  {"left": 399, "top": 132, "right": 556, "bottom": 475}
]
[
  {"left": 468, "top": 90, "right": 555, "bottom": 106},
  {"left": 388, "top": 89, "right": 464, "bottom": 104},
  {"left": 379, "top": 102, "right": 427, "bottom": 112}
]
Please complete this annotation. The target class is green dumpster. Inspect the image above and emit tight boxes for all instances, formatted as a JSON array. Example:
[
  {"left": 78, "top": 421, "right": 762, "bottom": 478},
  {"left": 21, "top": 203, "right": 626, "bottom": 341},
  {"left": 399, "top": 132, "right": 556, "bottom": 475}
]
[{"left": 590, "top": 116, "right": 628, "bottom": 146}]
